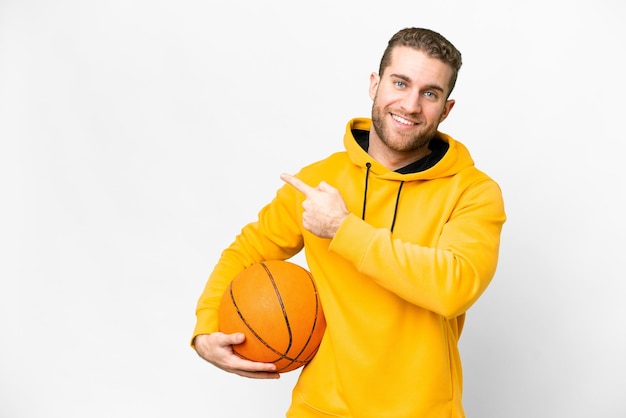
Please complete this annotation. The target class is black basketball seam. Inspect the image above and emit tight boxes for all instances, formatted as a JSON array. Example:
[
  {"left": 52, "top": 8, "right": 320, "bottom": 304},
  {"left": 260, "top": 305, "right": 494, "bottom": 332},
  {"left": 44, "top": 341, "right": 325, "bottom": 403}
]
[
  {"left": 260, "top": 262, "right": 294, "bottom": 353},
  {"left": 270, "top": 266, "right": 323, "bottom": 372},
  {"left": 281, "top": 269, "right": 323, "bottom": 369},
  {"left": 228, "top": 281, "right": 281, "bottom": 361},
  {"left": 229, "top": 264, "right": 296, "bottom": 363}
]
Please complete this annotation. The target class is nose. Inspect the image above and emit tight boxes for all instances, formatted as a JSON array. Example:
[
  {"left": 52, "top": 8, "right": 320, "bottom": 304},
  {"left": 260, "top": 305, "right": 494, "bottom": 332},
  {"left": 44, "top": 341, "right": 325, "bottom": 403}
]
[{"left": 400, "top": 89, "right": 421, "bottom": 114}]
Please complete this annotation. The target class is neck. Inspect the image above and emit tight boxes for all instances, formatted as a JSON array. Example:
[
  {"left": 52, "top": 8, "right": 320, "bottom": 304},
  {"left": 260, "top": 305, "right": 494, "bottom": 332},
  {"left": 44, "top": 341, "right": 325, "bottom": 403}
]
[{"left": 367, "top": 136, "right": 432, "bottom": 171}]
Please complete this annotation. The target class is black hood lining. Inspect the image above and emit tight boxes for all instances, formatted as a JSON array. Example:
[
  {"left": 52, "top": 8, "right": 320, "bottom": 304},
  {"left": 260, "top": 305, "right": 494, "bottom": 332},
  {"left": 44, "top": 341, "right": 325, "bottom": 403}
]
[{"left": 353, "top": 129, "right": 449, "bottom": 174}]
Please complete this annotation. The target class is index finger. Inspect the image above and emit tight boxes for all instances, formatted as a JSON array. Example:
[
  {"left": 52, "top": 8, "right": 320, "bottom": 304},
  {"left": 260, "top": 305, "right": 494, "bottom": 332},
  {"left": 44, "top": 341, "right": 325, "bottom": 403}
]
[{"left": 280, "top": 173, "right": 315, "bottom": 196}]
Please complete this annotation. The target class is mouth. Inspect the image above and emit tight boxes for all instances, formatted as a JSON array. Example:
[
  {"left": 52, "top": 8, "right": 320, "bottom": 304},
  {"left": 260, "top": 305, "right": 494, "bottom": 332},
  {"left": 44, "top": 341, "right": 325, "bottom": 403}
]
[{"left": 391, "top": 113, "right": 419, "bottom": 126}]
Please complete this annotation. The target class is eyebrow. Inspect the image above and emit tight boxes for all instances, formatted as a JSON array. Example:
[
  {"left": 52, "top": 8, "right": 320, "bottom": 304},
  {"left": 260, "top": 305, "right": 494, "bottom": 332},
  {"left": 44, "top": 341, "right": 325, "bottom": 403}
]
[{"left": 389, "top": 73, "right": 446, "bottom": 93}]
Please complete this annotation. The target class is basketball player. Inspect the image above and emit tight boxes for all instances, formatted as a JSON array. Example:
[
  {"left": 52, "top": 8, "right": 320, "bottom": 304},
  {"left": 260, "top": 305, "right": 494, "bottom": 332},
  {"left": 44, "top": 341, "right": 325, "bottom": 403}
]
[{"left": 192, "top": 27, "right": 506, "bottom": 417}]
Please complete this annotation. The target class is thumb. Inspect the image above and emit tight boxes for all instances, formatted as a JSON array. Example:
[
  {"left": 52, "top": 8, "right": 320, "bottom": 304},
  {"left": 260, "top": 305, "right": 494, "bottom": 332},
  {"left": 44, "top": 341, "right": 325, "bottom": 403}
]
[
  {"left": 317, "top": 181, "right": 336, "bottom": 192},
  {"left": 230, "top": 332, "right": 245, "bottom": 344}
]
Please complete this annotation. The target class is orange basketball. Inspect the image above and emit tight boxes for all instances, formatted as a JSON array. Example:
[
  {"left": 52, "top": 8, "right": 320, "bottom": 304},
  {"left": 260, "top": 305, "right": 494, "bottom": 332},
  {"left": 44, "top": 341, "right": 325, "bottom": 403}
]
[{"left": 218, "top": 260, "right": 326, "bottom": 373}]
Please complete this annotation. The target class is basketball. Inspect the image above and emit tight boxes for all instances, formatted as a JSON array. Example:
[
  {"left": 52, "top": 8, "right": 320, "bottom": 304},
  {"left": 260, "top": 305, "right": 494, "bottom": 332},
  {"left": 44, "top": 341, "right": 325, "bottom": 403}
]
[{"left": 218, "top": 260, "right": 326, "bottom": 373}]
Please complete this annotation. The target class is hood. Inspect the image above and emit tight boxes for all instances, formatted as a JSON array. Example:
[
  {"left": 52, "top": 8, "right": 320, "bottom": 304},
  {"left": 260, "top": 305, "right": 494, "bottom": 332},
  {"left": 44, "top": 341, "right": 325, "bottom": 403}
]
[{"left": 343, "top": 118, "right": 475, "bottom": 181}]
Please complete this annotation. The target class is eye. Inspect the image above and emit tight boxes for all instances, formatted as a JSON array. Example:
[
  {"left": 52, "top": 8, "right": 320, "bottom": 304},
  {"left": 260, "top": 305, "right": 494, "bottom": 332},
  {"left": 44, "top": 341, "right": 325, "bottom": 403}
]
[
  {"left": 424, "top": 91, "right": 437, "bottom": 99},
  {"left": 394, "top": 80, "right": 406, "bottom": 88}
]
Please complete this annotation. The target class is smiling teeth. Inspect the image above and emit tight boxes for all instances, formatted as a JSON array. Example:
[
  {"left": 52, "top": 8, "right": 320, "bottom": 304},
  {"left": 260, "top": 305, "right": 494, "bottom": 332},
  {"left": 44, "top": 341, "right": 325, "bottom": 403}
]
[{"left": 392, "top": 114, "right": 416, "bottom": 125}]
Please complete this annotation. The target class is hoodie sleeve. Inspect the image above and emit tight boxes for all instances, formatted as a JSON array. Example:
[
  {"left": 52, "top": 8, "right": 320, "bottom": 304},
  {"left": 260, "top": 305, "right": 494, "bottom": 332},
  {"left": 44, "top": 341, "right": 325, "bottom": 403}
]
[
  {"left": 191, "top": 184, "right": 304, "bottom": 345},
  {"left": 329, "top": 179, "right": 506, "bottom": 319}
]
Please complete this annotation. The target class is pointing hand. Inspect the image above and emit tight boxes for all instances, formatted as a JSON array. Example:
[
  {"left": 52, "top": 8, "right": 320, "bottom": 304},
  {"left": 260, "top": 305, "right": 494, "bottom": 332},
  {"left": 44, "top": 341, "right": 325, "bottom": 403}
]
[{"left": 280, "top": 173, "right": 349, "bottom": 238}]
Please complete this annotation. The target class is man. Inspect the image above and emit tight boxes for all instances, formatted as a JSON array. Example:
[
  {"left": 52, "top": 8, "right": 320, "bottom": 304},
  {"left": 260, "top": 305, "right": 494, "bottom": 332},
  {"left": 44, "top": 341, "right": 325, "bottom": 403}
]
[{"left": 192, "top": 27, "right": 506, "bottom": 417}]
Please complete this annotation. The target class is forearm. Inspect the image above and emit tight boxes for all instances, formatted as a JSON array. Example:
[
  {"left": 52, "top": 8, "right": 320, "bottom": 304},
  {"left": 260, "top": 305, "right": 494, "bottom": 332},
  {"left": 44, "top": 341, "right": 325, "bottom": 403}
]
[
  {"left": 191, "top": 188, "right": 305, "bottom": 347},
  {"left": 330, "top": 207, "right": 504, "bottom": 318}
]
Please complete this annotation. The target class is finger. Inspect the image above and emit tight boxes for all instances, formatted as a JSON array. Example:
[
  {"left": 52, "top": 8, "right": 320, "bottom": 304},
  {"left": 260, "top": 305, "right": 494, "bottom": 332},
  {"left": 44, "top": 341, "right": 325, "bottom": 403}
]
[
  {"left": 220, "top": 332, "right": 245, "bottom": 347},
  {"left": 317, "top": 181, "right": 337, "bottom": 193},
  {"left": 232, "top": 358, "right": 278, "bottom": 373},
  {"left": 226, "top": 355, "right": 280, "bottom": 379},
  {"left": 236, "top": 369, "right": 281, "bottom": 380},
  {"left": 280, "top": 173, "right": 316, "bottom": 196}
]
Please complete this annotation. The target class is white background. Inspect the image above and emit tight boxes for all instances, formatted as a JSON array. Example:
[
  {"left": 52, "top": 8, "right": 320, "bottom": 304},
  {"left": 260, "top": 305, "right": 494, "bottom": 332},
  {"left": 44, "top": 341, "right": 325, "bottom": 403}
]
[{"left": 1, "top": 1, "right": 625, "bottom": 417}]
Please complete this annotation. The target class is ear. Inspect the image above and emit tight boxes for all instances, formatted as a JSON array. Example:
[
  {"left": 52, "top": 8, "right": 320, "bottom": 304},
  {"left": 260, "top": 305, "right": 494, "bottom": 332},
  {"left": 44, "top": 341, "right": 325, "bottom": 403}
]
[
  {"left": 368, "top": 72, "right": 380, "bottom": 100},
  {"left": 439, "top": 99, "right": 455, "bottom": 122}
]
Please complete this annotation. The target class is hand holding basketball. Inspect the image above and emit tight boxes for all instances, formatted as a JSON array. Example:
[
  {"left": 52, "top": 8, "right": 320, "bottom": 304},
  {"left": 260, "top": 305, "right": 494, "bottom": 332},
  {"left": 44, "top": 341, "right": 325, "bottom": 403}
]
[
  {"left": 193, "top": 333, "right": 280, "bottom": 379},
  {"left": 280, "top": 173, "right": 349, "bottom": 238}
]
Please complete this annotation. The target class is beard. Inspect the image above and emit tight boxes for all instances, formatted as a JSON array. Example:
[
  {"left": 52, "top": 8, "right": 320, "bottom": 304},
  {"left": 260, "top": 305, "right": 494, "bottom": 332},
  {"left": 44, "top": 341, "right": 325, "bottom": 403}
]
[{"left": 370, "top": 101, "right": 439, "bottom": 153}]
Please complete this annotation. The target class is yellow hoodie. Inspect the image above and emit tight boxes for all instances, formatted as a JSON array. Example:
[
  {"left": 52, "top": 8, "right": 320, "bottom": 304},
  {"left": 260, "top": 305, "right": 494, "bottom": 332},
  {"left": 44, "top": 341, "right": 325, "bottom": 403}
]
[{"left": 193, "top": 118, "right": 506, "bottom": 417}]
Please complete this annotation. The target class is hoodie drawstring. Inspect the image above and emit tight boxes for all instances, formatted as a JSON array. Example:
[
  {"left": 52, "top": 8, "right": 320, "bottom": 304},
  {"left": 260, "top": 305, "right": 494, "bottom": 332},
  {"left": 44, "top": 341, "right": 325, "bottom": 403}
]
[
  {"left": 362, "top": 162, "right": 405, "bottom": 234},
  {"left": 362, "top": 163, "right": 371, "bottom": 221},
  {"left": 389, "top": 181, "right": 404, "bottom": 233}
]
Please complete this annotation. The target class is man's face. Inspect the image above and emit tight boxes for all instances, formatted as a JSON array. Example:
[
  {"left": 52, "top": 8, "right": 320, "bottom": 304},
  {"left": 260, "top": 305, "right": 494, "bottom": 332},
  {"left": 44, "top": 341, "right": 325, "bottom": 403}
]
[{"left": 369, "top": 46, "right": 455, "bottom": 154}]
